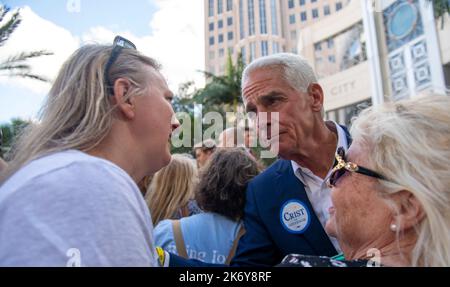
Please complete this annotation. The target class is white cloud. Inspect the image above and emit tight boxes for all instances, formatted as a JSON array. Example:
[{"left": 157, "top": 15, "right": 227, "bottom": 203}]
[
  {"left": 82, "top": 0, "right": 205, "bottom": 91},
  {"left": 0, "top": 6, "right": 80, "bottom": 94},
  {"left": 0, "top": 1, "right": 205, "bottom": 122}
]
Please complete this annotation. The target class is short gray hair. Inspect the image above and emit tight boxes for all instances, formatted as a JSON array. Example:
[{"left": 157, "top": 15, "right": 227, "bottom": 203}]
[{"left": 241, "top": 53, "right": 318, "bottom": 93}]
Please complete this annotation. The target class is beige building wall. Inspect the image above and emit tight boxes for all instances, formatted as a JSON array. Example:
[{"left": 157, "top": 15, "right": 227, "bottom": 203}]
[
  {"left": 205, "top": 0, "right": 350, "bottom": 74},
  {"left": 299, "top": 0, "right": 371, "bottom": 116}
]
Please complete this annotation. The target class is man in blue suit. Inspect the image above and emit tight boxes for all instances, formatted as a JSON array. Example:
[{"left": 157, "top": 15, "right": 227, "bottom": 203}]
[{"left": 166, "top": 53, "right": 350, "bottom": 267}]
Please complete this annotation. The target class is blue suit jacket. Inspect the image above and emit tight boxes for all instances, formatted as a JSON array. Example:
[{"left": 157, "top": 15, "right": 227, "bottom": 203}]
[{"left": 169, "top": 126, "right": 351, "bottom": 267}]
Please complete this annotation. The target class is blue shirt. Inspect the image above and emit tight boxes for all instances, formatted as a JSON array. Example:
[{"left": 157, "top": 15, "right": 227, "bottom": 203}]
[{"left": 154, "top": 213, "right": 242, "bottom": 264}]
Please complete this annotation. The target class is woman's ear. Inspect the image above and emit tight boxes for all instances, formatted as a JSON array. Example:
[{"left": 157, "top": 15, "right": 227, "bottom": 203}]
[
  {"left": 391, "top": 190, "right": 426, "bottom": 232},
  {"left": 112, "top": 78, "right": 135, "bottom": 120}
]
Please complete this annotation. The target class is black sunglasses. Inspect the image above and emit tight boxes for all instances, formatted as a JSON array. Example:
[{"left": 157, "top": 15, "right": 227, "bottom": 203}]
[
  {"left": 327, "top": 147, "right": 389, "bottom": 188},
  {"left": 104, "top": 36, "right": 137, "bottom": 95}
]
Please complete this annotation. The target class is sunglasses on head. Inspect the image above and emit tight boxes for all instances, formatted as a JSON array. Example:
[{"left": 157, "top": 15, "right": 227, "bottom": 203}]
[
  {"left": 327, "top": 147, "right": 389, "bottom": 188},
  {"left": 104, "top": 36, "right": 137, "bottom": 95}
]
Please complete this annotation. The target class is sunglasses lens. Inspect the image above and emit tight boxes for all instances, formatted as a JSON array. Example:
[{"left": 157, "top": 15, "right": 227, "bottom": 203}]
[{"left": 329, "top": 168, "right": 346, "bottom": 187}]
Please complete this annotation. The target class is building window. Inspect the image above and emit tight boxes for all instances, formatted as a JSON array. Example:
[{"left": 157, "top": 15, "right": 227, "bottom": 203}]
[
  {"left": 288, "top": 0, "right": 294, "bottom": 9},
  {"left": 209, "top": 0, "right": 214, "bottom": 17},
  {"left": 209, "top": 51, "right": 215, "bottom": 60},
  {"left": 314, "top": 43, "right": 321, "bottom": 51},
  {"left": 311, "top": 0, "right": 317, "bottom": 2},
  {"left": 300, "top": 11, "right": 307, "bottom": 22},
  {"left": 259, "top": 0, "right": 267, "bottom": 34},
  {"left": 327, "top": 38, "right": 334, "bottom": 49},
  {"left": 290, "top": 30, "right": 297, "bottom": 39},
  {"left": 218, "top": 0, "right": 223, "bottom": 14},
  {"left": 218, "top": 34, "right": 224, "bottom": 43},
  {"left": 324, "top": 5, "right": 330, "bottom": 15},
  {"left": 239, "top": 0, "right": 245, "bottom": 39},
  {"left": 261, "top": 40, "right": 269, "bottom": 56},
  {"left": 271, "top": 0, "right": 278, "bottom": 35},
  {"left": 336, "top": 2, "right": 342, "bottom": 11},
  {"left": 219, "top": 48, "right": 225, "bottom": 57},
  {"left": 228, "top": 31, "right": 233, "bottom": 40},
  {"left": 328, "top": 55, "right": 336, "bottom": 63},
  {"left": 289, "top": 14, "right": 296, "bottom": 24},
  {"left": 312, "top": 8, "right": 318, "bottom": 19},
  {"left": 299, "top": 0, "right": 305, "bottom": 6},
  {"left": 227, "top": 0, "right": 232, "bottom": 11},
  {"left": 209, "top": 36, "right": 215, "bottom": 45},
  {"left": 218, "top": 20, "right": 223, "bottom": 29},
  {"left": 209, "top": 22, "right": 214, "bottom": 31},
  {"left": 291, "top": 47, "right": 298, "bottom": 54},
  {"left": 248, "top": 0, "right": 255, "bottom": 36},
  {"left": 272, "top": 42, "right": 280, "bottom": 53},
  {"left": 241, "top": 46, "right": 246, "bottom": 64},
  {"left": 210, "top": 66, "right": 215, "bottom": 74},
  {"left": 250, "top": 42, "right": 256, "bottom": 61},
  {"left": 227, "top": 17, "right": 233, "bottom": 26},
  {"left": 228, "top": 47, "right": 234, "bottom": 55}
]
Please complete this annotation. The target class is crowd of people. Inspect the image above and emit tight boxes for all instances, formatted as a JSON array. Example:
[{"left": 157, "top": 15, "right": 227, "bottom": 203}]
[{"left": 0, "top": 36, "right": 449, "bottom": 267}]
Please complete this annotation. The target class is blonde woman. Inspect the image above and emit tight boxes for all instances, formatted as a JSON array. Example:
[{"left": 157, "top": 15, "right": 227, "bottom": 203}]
[
  {"left": 0, "top": 36, "right": 179, "bottom": 266},
  {"left": 281, "top": 94, "right": 450, "bottom": 267},
  {"left": 146, "top": 154, "right": 199, "bottom": 226}
]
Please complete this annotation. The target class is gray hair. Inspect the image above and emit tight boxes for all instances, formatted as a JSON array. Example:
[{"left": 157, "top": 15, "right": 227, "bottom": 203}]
[
  {"left": 241, "top": 53, "right": 318, "bottom": 93},
  {"left": 351, "top": 94, "right": 450, "bottom": 267}
]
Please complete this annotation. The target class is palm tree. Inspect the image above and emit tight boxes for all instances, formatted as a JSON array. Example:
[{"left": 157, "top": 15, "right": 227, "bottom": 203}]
[
  {"left": 193, "top": 52, "right": 245, "bottom": 115},
  {"left": 0, "top": 5, "right": 53, "bottom": 82},
  {"left": 428, "top": 0, "right": 450, "bottom": 28}
]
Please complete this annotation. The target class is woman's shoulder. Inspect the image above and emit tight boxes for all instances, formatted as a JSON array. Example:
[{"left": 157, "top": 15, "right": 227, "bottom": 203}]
[{"left": 278, "top": 254, "right": 370, "bottom": 267}]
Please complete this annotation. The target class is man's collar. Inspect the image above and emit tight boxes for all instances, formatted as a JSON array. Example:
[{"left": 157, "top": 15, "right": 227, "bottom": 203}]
[{"left": 291, "top": 121, "right": 349, "bottom": 178}]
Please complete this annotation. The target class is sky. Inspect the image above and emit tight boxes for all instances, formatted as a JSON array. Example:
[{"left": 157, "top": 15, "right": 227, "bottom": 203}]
[{"left": 0, "top": 0, "right": 205, "bottom": 124}]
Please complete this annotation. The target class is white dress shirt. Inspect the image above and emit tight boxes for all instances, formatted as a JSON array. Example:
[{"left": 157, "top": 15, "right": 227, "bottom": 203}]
[{"left": 291, "top": 121, "right": 348, "bottom": 252}]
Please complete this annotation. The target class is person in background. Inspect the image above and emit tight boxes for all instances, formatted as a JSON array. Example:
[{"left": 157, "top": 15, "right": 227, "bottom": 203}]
[
  {"left": 280, "top": 94, "right": 450, "bottom": 267},
  {"left": 146, "top": 154, "right": 200, "bottom": 226},
  {"left": 193, "top": 139, "right": 216, "bottom": 168},
  {"left": 0, "top": 36, "right": 179, "bottom": 266},
  {"left": 0, "top": 129, "right": 7, "bottom": 173},
  {"left": 154, "top": 148, "right": 260, "bottom": 264}
]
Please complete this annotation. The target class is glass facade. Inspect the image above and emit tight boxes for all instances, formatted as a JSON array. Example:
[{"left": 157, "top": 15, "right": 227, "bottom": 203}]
[
  {"left": 259, "top": 0, "right": 267, "bottom": 34},
  {"left": 218, "top": 0, "right": 223, "bottom": 14},
  {"left": 209, "top": 0, "right": 214, "bottom": 17},
  {"left": 250, "top": 42, "right": 256, "bottom": 61},
  {"left": 239, "top": 0, "right": 245, "bottom": 39},
  {"left": 248, "top": 0, "right": 256, "bottom": 36},
  {"left": 227, "top": 0, "right": 233, "bottom": 11},
  {"left": 261, "top": 40, "right": 269, "bottom": 56},
  {"left": 271, "top": 0, "right": 278, "bottom": 35}
]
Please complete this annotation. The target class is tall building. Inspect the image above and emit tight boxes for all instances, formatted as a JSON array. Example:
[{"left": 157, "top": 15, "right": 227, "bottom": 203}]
[
  {"left": 204, "top": 0, "right": 349, "bottom": 75},
  {"left": 205, "top": 0, "right": 449, "bottom": 126}
]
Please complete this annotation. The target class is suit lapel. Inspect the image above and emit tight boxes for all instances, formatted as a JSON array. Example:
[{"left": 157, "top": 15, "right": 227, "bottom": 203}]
[{"left": 276, "top": 160, "right": 337, "bottom": 256}]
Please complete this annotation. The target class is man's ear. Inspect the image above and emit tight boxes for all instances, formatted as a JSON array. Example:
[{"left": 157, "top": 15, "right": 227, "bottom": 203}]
[
  {"left": 307, "top": 83, "right": 324, "bottom": 113},
  {"left": 112, "top": 78, "right": 135, "bottom": 120},
  {"left": 391, "top": 190, "right": 426, "bottom": 232}
]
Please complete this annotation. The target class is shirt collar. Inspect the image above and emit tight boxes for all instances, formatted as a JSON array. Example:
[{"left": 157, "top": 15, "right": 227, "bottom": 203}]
[{"left": 291, "top": 121, "right": 349, "bottom": 181}]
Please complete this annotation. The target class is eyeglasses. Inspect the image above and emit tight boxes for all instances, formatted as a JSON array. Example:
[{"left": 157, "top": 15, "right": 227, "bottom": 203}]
[
  {"left": 327, "top": 147, "right": 389, "bottom": 188},
  {"left": 104, "top": 36, "right": 137, "bottom": 95}
]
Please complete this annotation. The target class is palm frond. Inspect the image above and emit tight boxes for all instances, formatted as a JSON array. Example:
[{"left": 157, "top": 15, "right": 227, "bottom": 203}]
[
  {"left": 1, "top": 51, "right": 53, "bottom": 65},
  {"left": 4, "top": 72, "right": 50, "bottom": 82},
  {"left": 0, "top": 9, "right": 21, "bottom": 47}
]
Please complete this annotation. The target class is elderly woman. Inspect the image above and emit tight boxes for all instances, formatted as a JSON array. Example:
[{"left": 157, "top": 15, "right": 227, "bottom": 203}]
[{"left": 280, "top": 94, "right": 450, "bottom": 267}]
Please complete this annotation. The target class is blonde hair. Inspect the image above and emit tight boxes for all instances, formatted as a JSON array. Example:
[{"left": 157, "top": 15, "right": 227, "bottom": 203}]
[
  {"left": 145, "top": 154, "right": 198, "bottom": 226},
  {"left": 350, "top": 94, "right": 450, "bottom": 267},
  {"left": 0, "top": 44, "right": 160, "bottom": 184}
]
